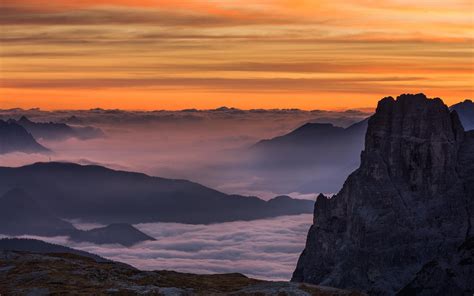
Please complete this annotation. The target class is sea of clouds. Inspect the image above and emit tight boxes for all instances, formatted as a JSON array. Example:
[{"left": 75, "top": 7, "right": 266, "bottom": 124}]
[{"left": 7, "top": 214, "right": 313, "bottom": 281}]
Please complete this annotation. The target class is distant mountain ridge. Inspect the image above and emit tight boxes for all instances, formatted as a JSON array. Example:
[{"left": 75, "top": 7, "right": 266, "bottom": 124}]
[
  {"left": 246, "top": 118, "right": 368, "bottom": 193},
  {"left": 0, "top": 119, "right": 49, "bottom": 154},
  {"left": 9, "top": 116, "right": 104, "bottom": 141},
  {"left": 0, "top": 162, "right": 314, "bottom": 225},
  {"left": 0, "top": 188, "right": 155, "bottom": 246},
  {"left": 451, "top": 99, "right": 474, "bottom": 131},
  {"left": 0, "top": 188, "right": 75, "bottom": 236},
  {"left": 69, "top": 224, "right": 156, "bottom": 247},
  {"left": 0, "top": 238, "right": 111, "bottom": 263}
]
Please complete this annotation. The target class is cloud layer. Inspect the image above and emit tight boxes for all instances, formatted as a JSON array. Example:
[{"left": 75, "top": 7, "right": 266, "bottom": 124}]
[{"left": 7, "top": 214, "right": 313, "bottom": 281}]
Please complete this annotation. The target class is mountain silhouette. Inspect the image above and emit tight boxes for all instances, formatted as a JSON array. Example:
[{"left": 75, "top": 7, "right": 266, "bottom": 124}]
[
  {"left": 247, "top": 118, "right": 368, "bottom": 193},
  {"left": 451, "top": 99, "right": 474, "bottom": 130},
  {"left": 0, "top": 188, "right": 155, "bottom": 246},
  {"left": 10, "top": 116, "right": 104, "bottom": 141},
  {"left": 0, "top": 162, "right": 314, "bottom": 224},
  {"left": 0, "top": 119, "right": 49, "bottom": 154},
  {"left": 292, "top": 94, "right": 474, "bottom": 295},
  {"left": 0, "top": 188, "right": 75, "bottom": 236},
  {"left": 69, "top": 224, "right": 155, "bottom": 247}
]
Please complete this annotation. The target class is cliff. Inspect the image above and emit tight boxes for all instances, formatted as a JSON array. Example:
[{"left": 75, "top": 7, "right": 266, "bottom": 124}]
[{"left": 292, "top": 94, "right": 474, "bottom": 295}]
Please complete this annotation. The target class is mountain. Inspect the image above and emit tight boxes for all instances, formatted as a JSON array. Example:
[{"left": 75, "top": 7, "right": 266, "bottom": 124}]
[
  {"left": 292, "top": 94, "right": 474, "bottom": 295},
  {"left": 0, "top": 162, "right": 314, "bottom": 224},
  {"left": 451, "top": 99, "right": 474, "bottom": 130},
  {"left": 246, "top": 118, "right": 368, "bottom": 193},
  {"left": 0, "top": 188, "right": 75, "bottom": 236},
  {"left": 69, "top": 224, "right": 155, "bottom": 246},
  {"left": 0, "top": 189, "right": 154, "bottom": 246},
  {"left": 0, "top": 119, "right": 49, "bottom": 154},
  {"left": 0, "top": 248, "right": 363, "bottom": 295},
  {"left": 0, "top": 238, "right": 110, "bottom": 263},
  {"left": 252, "top": 119, "right": 367, "bottom": 167},
  {"left": 10, "top": 116, "right": 104, "bottom": 141}
]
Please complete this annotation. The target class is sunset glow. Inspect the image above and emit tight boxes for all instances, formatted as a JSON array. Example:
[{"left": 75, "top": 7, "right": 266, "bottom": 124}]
[{"left": 1, "top": 0, "right": 473, "bottom": 110}]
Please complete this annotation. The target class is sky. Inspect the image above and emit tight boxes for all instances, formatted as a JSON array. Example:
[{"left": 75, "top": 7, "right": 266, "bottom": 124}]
[{"left": 0, "top": 0, "right": 473, "bottom": 110}]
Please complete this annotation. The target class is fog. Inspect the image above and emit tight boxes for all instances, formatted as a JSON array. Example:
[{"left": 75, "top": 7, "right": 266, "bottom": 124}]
[
  {"left": 2, "top": 214, "right": 313, "bottom": 281},
  {"left": 0, "top": 108, "right": 370, "bottom": 198}
]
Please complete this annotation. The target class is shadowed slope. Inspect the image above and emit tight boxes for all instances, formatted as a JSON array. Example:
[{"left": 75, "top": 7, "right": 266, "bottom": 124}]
[{"left": 0, "top": 162, "right": 314, "bottom": 224}]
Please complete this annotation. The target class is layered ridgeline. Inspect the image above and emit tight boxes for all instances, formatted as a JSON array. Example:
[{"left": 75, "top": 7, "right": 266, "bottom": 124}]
[
  {"left": 292, "top": 94, "right": 474, "bottom": 295},
  {"left": 451, "top": 99, "right": 474, "bottom": 131},
  {"left": 249, "top": 119, "right": 368, "bottom": 193},
  {"left": 9, "top": 116, "right": 104, "bottom": 141},
  {"left": 0, "top": 119, "right": 49, "bottom": 154},
  {"left": 0, "top": 189, "right": 155, "bottom": 246},
  {"left": 0, "top": 162, "right": 313, "bottom": 225}
]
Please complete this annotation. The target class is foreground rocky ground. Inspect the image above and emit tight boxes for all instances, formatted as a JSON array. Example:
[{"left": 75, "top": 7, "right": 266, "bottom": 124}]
[{"left": 0, "top": 250, "right": 364, "bottom": 296}]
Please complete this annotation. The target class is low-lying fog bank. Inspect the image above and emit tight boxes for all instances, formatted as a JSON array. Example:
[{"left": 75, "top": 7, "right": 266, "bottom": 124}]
[{"left": 1, "top": 214, "right": 313, "bottom": 281}]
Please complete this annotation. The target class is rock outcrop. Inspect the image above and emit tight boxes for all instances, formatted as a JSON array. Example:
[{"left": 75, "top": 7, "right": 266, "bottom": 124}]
[{"left": 292, "top": 94, "right": 474, "bottom": 295}]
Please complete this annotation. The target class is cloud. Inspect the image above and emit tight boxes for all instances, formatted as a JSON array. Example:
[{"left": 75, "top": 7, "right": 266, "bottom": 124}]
[
  {"left": 0, "top": 77, "right": 426, "bottom": 94},
  {"left": 8, "top": 214, "right": 313, "bottom": 281},
  {"left": 0, "top": 4, "right": 297, "bottom": 27}
]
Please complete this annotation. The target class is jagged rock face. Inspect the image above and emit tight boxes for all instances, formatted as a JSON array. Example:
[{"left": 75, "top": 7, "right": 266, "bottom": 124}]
[{"left": 292, "top": 94, "right": 474, "bottom": 295}]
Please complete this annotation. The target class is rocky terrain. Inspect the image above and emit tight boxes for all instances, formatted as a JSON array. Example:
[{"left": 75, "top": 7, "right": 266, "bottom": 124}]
[
  {"left": 292, "top": 94, "right": 474, "bottom": 295},
  {"left": 0, "top": 250, "right": 365, "bottom": 296}
]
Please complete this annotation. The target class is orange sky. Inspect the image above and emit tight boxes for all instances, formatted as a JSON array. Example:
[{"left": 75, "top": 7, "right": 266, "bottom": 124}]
[{"left": 0, "top": 0, "right": 473, "bottom": 110}]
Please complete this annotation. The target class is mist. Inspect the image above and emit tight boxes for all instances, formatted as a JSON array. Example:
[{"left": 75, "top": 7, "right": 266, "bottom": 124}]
[{"left": 0, "top": 108, "right": 370, "bottom": 198}]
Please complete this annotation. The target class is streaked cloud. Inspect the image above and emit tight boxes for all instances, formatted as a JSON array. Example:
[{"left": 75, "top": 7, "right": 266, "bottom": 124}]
[{"left": 0, "top": 0, "right": 472, "bottom": 109}]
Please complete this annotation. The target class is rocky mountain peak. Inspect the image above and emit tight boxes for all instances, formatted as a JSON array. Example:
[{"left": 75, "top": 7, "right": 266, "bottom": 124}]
[
  {"left": 362, "top": 93, "right": 465, "bottom": 194},
  {"left": 292, "top": 94, "right": 474, "bottom": 295},
  {"left": 18, "top": 115, "right": 32, "bottom": 123}
]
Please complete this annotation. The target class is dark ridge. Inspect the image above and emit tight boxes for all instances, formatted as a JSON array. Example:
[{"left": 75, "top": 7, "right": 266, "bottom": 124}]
[
  {"left": 0, "top": 162, "right": 313, "bottom": 225},
  {"left": 0, "top": 119, "right": 49, "bottom": 154}
]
